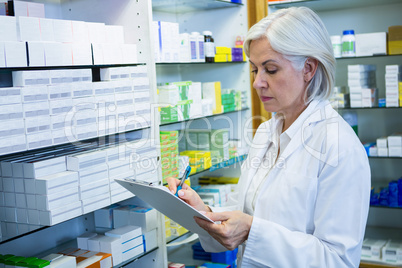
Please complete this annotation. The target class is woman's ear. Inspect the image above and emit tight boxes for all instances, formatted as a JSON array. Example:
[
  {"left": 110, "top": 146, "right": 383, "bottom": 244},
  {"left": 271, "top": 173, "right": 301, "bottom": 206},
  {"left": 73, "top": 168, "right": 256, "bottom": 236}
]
[{"left": 303, "top": 58, "right": 318, "bottom": 82}]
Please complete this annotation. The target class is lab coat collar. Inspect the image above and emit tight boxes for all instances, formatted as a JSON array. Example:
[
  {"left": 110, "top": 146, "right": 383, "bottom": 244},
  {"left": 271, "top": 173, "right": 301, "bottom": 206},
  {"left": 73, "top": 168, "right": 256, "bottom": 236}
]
[{"left": 279, "top": 99, "right": 330, "bottom": 161}]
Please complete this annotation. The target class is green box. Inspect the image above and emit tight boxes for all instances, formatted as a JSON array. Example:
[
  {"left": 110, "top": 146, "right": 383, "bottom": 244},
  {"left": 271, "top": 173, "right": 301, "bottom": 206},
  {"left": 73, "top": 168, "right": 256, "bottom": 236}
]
[{"left": 160, "top": 106, "right": 178, "bottom": 123}]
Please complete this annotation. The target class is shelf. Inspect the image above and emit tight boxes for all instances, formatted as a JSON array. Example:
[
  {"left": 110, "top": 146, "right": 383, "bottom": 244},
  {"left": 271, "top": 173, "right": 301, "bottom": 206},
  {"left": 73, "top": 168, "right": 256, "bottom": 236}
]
[
  {"left": 336, "top": 54, "right": 402, "bottom": 60},
  {"left": 152, "top": 0, "right": 243, "bottom": 13},
  {"left": 191, "top": 154, "right": 247, "bottom": 176},
  {"left": 166, "top": 231, "right": 191, "bottom": 244},
  {"left": 116, "top": 247, "right": 159, "bottom": 268},
  {"left": 338, "top": 107, "right": 402, "bottom": 110},
  {"left": 156, "top": 61, "right": 246, "bottom": 66},
  {"left": 360, "top": 259, "right": 402, "bottom": 268},
  {"left": 369, "top": 156, "right": 402, "bottom": 159},
  {"left": 268, "top": 0, "right": 402, "bottom": 11},
  {"left": 160, "top": 108, "right": 250, "bottom": 128},
  {"left": 0, "top": 63, "right": 146, "bottom": 73}
]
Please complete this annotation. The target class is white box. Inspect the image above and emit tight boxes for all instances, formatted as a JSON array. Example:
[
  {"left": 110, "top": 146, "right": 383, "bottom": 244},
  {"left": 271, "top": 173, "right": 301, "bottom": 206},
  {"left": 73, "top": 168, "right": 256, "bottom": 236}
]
[
  {"left": 72, "top": 82, "right": 93, "bottom": 98},
  {"left": 362, "top": 239, "right": 388, "bottom": 260},
  {"left": 0, "top": 103, "right": 23, "bottom": 121},
  {"left": 39, "top": 201, "right": 82, "bottom": 226},
  {"left": 43, "top": 254, "right": 76, "bottom": 268},
  {"left": 23, "top": 155, "right": 66, "bottom": 179},
  {"left": 87, "top": 234, "right": 104, "bottom": 252},
  {"left": 348, "top": 64, "right": 376, "bottom": 73},
  {"left": 72, "top": 43, "right": 93, "bottom": 66},
  {"left": 87, "top": 22, "right": 106, "bottom": 44},
  {"left": 27, "top": 209, "right": 40, "bottom": 224},
  {"left": 12, "top": 70, "right": 50, "bottom": 87},
  {"left": 382, "top": 240, "right": 402, "bottom": 265},
  {"left": 0, "top": 135, "right": 27, "bottom": 156},
  {"left": 105, "top": 25, "right": 125, "bottom": 44},
  {"left": 105, "top": 225, "right": 142, "bottom": 242},
  {"left": 388, "top": 147, "right": 402, "bottom": 157},
  {"left": 27, "top": 41, "right": 46, "bottom": 66},
  {"left": 0, "top": 41, "right": 5, "bottom": 67},
  {"left": 35, "top": 171, "right": 79, "bottom": 195},
  {"left": 71, "top": 69, "right": 92, "bottom": 83},
  {"left": 0, "top": 119, "right": 25, "bottom": 138},
  {"left": 77, "top": 232, "right": 97, "bottom": 250},
  {"left": 4, "top": 41, "right": 27, "bottom": 67},
  {"left": 110, "top": 189, "right": 134, "bottom": 204},
  {"left": 44, "top": 42, "right": 64, "bottom": 66},
  {"left": 23, "top": 101, "right": 50, "bottom": 118},
  {"left": 53, "top": 19, "right": 73, "bottom": 43},
  {"left": 36, "top": 186, "right": 79, "bottom": 211},
  {"left": 71, "top": 20, "right": 90, "bottom": 43},
  {"left": 17, "top": 16, "right": 41, "bottom": 42},
  {"left": 355, "top": 32, "right": 387, "bottom": 57},
  {"left": 4, "top": 193, "right": 16, "bottom": 208},
  {"left": 376, "top": 137, "right": 388, "bottom": 148},
  {"left": 121, "top": 44, "right": 138, "bottom": 64},
  {"left": 378, "top": 147, "right": 388, "bottom": 157},
  {"left": 122, "top": 243, "right": 144, "bottom": 262},
  {"left": 91, "top": 43, "right": 104, "bottom": 65},
  {"left": 0, "top": 16, "right": 18, "bottom": 42},
  {"left": 22, "top": 85, "right": 48, "bottom": 103},
  {"left": 25, "top": 115, "right": 51, "bottom": 134},
  {"left": 49, "top": 98, "right": 73, "bottom": 115},
  {"left": 385, "top": 65, "right": 402, "bottom": 74},
  {"left": 79, "top": 178, "right": 109, "bottom": 200},
  {"left": 16, "top": 208, "right": 28, "bottom": 223},
  {"left": 99, "top": 235, "right": 122, "bottom": 266},
  {"left": 48, "top": 84, "right": 72, "bottom": 100},
  {"left": 26, "top": 131, "right": 53, "bottom": 149},
  {"left": 39, "top": 18, "right": 55, "bottom": 42},
  {"left": 81, "top": 193, "right": 111, "bottom": 214},
  {"left": 67, "top": 149, "right": 107, "bottom": 171},
  {"left": 93, "top": 81, "right": 115, "bottom": 95},
  {"left": 94, "top": 203, "right": 121, "bottom": 229},
  {"left": 100, "top": 67, "right": 123, "bottom": 81},
  {"left": 388, "top": 133, "right": 402, "bottom": 147},
  {"left": 143, "top": 228, "right": 157, "bottom": 252},
  {"left": 113, "top": 205, "right": 157, "bottom": 232}
]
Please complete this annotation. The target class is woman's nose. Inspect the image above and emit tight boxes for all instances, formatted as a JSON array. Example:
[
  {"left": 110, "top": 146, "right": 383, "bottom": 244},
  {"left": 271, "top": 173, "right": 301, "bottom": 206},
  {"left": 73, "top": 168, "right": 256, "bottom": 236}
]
[{"left": 253, "top": 71, "right": 266, "bottom": 90}]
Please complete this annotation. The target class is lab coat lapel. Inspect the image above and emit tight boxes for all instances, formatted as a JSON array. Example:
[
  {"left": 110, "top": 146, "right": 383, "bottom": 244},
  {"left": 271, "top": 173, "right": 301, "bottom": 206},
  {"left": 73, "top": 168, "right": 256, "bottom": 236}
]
[{"left": 279, "top": 101, "right": 325, "bottom": 162}]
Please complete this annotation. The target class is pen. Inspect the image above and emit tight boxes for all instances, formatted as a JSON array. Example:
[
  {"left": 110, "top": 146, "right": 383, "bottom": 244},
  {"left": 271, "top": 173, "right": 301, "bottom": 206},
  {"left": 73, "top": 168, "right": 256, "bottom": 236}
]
[{"left": 175, "top": 166, "right": 191, "bottom": 197}]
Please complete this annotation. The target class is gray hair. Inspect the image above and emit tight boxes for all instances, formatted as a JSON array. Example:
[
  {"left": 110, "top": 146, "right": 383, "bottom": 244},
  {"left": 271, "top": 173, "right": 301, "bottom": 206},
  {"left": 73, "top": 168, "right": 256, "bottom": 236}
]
[{"left": 244, "top": 7, "right": 336, "bottom": 103}]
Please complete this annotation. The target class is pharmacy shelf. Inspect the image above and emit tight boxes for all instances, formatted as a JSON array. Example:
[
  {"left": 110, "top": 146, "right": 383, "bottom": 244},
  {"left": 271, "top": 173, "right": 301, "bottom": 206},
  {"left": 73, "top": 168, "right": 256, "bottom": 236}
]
[
  {"left": 156, "top": 61, "right": 245, "bottom": 65},
  {"left": 116, "top": 247, "right": 159, "bottom": 268},
  {"left": 152, "top": 0, "right": 243, "bottom": 13},
  {"left": 0, "top": 63, "right": 146, "bottom": 73},
  {"left": 336, "top": 54, "right": 402, "bottom": 60},
  {"left": 159, "top": 108, "right": 250, "bottom": 128},
  {"left": 369, "top": 156, "right": 402, "bottom": 159},
  {"left": 166, "top": 231, "right": 191, "bottom": 244},
  {"left": 338, "top": 107, "right": 402, "bottom": 110},
  {"left": 191, "top": 154, "right": 247, "bottom": 176},
  {"left": 360, "top": 259, "right": 402, "bottom": 268},
  {"left": 268, "top": 0, "right": 402, "bottom": 11},
  {"left": 370, "top": 205, "right": 402, "bottom": 210}
]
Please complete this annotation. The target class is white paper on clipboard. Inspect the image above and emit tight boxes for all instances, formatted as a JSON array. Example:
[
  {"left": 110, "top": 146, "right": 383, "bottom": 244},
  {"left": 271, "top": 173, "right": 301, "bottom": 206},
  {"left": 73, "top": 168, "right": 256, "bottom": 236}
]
[{"left": 115, "top": 178, "right": 215, "bottom": 236}]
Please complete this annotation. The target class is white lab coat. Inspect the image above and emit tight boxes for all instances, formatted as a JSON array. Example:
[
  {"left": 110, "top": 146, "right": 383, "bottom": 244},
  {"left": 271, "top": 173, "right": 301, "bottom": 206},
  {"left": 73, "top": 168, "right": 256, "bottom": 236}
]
[{"left": 198, "top": 100, "right": 371, "bottom": 268}]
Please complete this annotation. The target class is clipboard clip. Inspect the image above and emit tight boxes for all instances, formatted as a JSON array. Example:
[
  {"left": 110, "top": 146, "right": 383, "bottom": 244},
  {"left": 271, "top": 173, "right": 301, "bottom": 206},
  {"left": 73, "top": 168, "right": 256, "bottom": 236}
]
[{"left": 124, "top": 177, "right": 154, "bottom": 186}]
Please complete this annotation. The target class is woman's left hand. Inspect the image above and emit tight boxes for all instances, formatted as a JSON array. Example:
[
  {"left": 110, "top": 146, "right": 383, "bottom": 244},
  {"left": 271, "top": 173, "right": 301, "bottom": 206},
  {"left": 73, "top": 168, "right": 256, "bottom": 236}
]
[{"left": 195, "top": 211, "right": 253, "bottom": 251}]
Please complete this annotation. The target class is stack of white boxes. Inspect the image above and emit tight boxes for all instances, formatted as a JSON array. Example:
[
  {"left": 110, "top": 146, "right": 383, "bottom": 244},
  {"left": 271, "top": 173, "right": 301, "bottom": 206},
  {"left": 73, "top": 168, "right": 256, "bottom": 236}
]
[
  {"left": 67, "top": 150, "right": 111, "bottom": 215},
  {"left": 0, "top": 66, "right": 151, "bottom": 157},
  {"left": 385, "top": 65, "right": 402, "bottom": 107},
  {"left": 382, "top": 240, "right": 402, "bottom": 265},
  {"left": 0, "top": 9, "right": 137, "bottom": 67},
  {"left": 361, "top": 238, "right": 388, "bottom": 262},
  {"left": 0, "top": 138, "right": 159, "bottom": 239},
  {"left": 348, "top": 64, "right": 377, "bottom": 108},
  {"left": 387, "top": 133, "right": 402, "bottom": 157},
  {"left": 188, "top": 82, "right": 203, "bottom": 118},
  {"left": 376, "top": 136, "right": 389, "bottom": 157},
  {"left": 153, "top": 21, "right": 180, "bottom": 63}
]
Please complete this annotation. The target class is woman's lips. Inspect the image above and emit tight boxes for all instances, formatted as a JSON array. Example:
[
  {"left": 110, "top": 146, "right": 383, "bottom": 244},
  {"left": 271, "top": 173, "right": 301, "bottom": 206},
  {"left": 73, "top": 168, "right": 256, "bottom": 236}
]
[{"left": 261, "top": 96, "right": 272, "bottom": 102}]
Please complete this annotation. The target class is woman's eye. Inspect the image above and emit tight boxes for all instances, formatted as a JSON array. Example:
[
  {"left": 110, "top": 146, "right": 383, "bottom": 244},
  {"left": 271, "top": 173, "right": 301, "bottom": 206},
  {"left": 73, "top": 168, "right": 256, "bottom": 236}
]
[
  {"left": 267, "top": 69, "right": 277, "bottom": 74},
  {"left": 251, "top": 69, "right": 258, "bottom": 74}
]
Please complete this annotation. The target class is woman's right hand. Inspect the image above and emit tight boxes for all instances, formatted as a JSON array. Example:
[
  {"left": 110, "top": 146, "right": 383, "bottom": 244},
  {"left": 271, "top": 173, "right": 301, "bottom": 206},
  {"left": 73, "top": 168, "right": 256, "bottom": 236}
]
[{"left": 166, "top": 177, "right": 211, "bottom": 212}]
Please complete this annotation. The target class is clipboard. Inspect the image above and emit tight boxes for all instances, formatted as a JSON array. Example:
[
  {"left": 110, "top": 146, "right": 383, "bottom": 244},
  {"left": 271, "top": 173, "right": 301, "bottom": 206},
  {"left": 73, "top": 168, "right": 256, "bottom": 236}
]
[{"left": 115, "top": 178, "right": 215, "bottom": 236}]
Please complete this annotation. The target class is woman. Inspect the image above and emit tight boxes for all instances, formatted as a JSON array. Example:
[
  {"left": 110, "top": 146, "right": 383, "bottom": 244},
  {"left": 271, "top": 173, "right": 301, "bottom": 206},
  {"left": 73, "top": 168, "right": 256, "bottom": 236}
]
[{"left": 168, "top": 6, "right": 370, "bottom": 268}]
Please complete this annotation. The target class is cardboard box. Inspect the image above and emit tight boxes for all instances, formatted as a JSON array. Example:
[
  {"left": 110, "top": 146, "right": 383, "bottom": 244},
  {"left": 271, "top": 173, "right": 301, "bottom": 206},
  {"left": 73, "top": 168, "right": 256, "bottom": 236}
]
[
  {"left": 39, "top": 201, "right": 82, "bottom": 226},
  {"left": 4, "top": 41, "right": 27, "bottom": 67},
  {"left": 0, "top": 15, "right": 18, "bottom": 42},
  {"left": 355, "top": 32, "right": 387, "bottom": 56},
  {"left": 99, "top": 235, "right": 122, "bottom": 266},
  {"left": 17, "top": 16, "right": 41, "bottom": 42},
  {"left": 388, "top": 26, "right": 402, "bottom": 55},
  {"left": 113, "top": 205, "right": 157, "bottom": 232},
  {"left": 71, "top": 20, "right": 89, "bottom": 43},
  {"left": 77, "top": 232, "right": 97, "bottom": 250},
  {"left": 361, "top": 238, "right": 388, "bottom": 260}
]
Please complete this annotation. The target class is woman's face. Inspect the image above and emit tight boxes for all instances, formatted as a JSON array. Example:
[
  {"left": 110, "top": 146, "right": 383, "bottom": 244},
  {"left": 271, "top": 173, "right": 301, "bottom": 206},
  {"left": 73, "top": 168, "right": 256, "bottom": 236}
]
[{"left": 249, "top": 38, "right": 308, "bottom": 116}]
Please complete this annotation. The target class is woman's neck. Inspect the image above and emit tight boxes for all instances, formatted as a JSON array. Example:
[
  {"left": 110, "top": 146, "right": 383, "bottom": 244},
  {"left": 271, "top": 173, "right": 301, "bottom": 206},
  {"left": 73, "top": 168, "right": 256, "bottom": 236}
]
[{"left": 280, "top": 103, "right": 308, "bottom": 133}]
